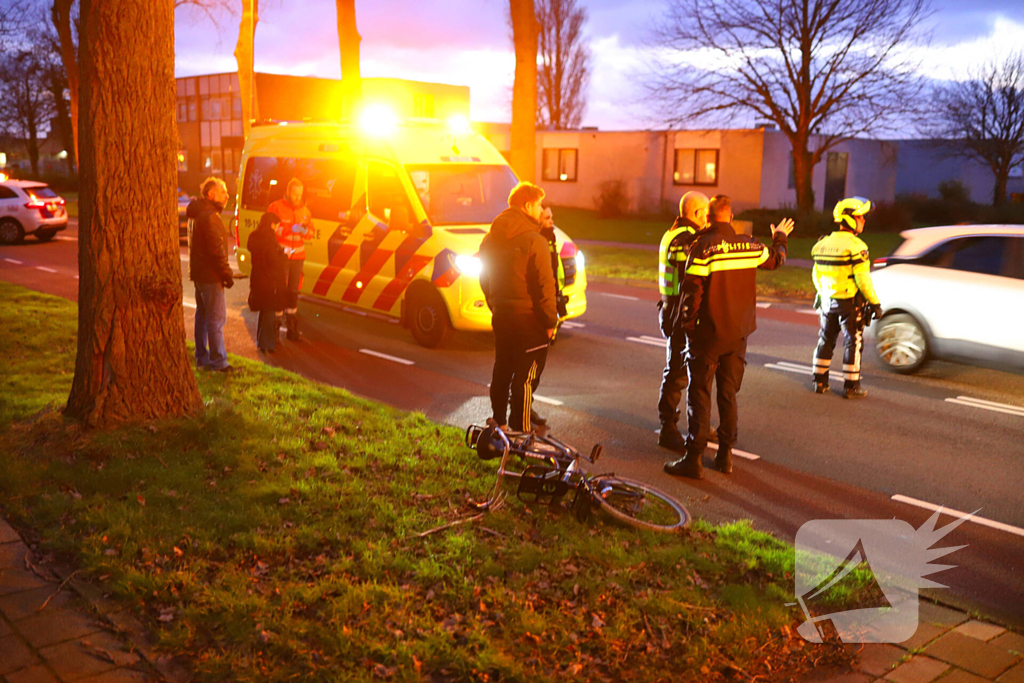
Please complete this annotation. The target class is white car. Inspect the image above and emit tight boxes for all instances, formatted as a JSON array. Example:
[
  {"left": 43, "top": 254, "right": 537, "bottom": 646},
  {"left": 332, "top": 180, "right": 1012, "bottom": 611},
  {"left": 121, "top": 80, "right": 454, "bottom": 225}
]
[
  {"left": 870, "top": 225, "right": 1024, "bottom": 373},
  {"left": 0, "top": 180, "right": 69, "bottom": 244}
]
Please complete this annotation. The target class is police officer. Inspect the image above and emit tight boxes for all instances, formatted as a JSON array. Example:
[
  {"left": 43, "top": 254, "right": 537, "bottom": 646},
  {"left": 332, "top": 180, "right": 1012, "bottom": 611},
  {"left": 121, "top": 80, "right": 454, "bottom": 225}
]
[
  {"left": 665, "top": 195, "right": 793, "bottom": 479},
  {"left": 811, "top": 197, "right": 883, "bottom": 399},
  {"left": 480, "top": 182, "right": 558, "bottom": 433},
  {"left": 657, "top": 191, "right": 709, "bottom": 452}
]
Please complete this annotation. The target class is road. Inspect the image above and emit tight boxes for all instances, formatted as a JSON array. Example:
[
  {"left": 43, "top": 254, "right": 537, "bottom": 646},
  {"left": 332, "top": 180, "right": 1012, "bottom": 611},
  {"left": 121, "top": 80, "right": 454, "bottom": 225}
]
[{"left": 3, "top": 219, "right": 1023, "bottom": 626}]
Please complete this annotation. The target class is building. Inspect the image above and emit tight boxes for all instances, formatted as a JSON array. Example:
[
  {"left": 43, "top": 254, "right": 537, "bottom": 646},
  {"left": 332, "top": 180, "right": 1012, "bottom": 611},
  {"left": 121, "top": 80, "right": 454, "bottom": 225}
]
[
  {"left": 175, "top": 72, "right": 469, "bottom": 195},
  {"left": 892, "top": 139, "right": 1024, "bottom": 204}
]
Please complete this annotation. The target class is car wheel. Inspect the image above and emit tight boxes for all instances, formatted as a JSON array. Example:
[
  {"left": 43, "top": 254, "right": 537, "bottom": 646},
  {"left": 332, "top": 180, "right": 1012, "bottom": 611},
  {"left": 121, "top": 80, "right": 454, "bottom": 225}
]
[
  {"left": 875, "top": 313, "right": 928, "bottom": 374},
  {"left": 0, "top": 218, "right": 24, "bottom": 245},
  {"left": 35, "top": 229, "right": 58, "bottom": 242},
  {"left": 408, "top": 286, "right": 454, "bottom": 348}
]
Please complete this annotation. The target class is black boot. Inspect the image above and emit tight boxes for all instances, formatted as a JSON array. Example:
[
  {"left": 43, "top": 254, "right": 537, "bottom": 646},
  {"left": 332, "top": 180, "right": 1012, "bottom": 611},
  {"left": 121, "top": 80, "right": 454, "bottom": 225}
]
[
  {"left": 530, "top": 409, "right": 547, "bottom": 427},
  {"left": 714, "top": 446, "right": 733, "bottom": 474},
  {"left": 286, "top": 314, "right": 300, "bottom": 341},
  {"left": 658, "top": 423, "right": 687, "bottom": 452},
  {"left": 812, "top": 373, "right": 830, "bottom": 394},
  {"left": 664, "top": 453, "right": 703, "bottom": 479},
  {"left": 842, "top": 384, "right": 867, "bottom": 399}
]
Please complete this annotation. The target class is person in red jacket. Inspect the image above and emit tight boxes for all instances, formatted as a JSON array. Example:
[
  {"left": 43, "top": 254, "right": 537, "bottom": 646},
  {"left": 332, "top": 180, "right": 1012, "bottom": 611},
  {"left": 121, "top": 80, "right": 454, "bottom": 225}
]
[{"left": 267, "top": 178, "right": 314, "bottom": 340}]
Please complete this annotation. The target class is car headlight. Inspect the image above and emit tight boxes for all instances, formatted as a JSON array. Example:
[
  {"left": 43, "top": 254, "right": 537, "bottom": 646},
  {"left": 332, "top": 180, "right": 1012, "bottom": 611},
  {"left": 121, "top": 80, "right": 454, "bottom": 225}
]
[
  {"left": 454, "top": 254, "right": 483, "bottom": 277},
  {"left": 575, "top": 249, "right": 585, "bottom": 270}
]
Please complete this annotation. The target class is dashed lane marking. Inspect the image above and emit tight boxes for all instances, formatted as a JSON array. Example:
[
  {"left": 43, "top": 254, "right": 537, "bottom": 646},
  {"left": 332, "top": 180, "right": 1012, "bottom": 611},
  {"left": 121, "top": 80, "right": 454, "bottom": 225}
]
[
  {"left": 627, "top": 336, "right": 667, "bottom": 348},
  {"left": 36, "top": 266, "right": 58, "bottom": 273},
  {"left": 597, "top": 292, "right": 640, "bottom": 301},
  {"left": 892, "top": 494, "right": 1024, "bottom": 538},
  {"left": 707, "top": 442, "right": 760, "bottom": 461},
  {"left": 55, "top": 235, "right": 77, "bottom": 241},
  {"left": 797, "top": 309, "right": 819, "bottom": 315},
  {"left": 764, "top": 360, "right": 843, "bottom": 382},
  {"left": 945, "top": 396, "right": 1024, "bottom": 418},
  {"left": 359, "top": 349, "right": 415, "bottom": 366},
  {"left": 560, "top": 321, "right": 585, "bottom": 329},
  {"left": 3, "top": 258, "right": 23, "bottom": 265},
  {"left": 532, "top": 395, "right": 564, "bottom": 406},
  {"left": 756, "top": 302, "right": 771, "bottom": 308}
]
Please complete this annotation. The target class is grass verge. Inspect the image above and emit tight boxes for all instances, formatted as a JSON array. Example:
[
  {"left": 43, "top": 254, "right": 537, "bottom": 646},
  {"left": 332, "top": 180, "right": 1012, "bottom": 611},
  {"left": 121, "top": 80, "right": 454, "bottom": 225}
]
[
  {"left": 0, "top": 282, "right": 862, "bottom": 682},
  {"left": 583, "top": 246, "right": 817, "bottom": 299}
]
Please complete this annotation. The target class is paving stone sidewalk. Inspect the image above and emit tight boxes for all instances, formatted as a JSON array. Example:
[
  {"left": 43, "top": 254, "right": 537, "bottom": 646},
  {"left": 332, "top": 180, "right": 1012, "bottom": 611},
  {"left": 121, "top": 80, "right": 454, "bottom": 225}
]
[
  {"left": 0, "top": 518, "right": 161, "bottom": 683},
  {"left": 804, "top": 600, "right": 1024, "bottom": 683}
]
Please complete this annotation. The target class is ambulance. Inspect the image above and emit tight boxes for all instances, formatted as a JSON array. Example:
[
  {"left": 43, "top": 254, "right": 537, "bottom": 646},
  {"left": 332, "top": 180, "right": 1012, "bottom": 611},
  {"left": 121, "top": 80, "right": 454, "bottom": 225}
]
[{"left": 232, "top": 108, "right": 587, "bottom": 347}]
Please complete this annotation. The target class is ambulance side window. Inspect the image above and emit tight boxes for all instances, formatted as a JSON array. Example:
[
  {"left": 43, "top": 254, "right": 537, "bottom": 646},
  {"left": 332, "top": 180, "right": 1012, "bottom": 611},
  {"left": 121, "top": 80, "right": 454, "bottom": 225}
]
[
  {"left": 241, "top": 156, "right": 283, "bottom": 211},
  {"left": 304, "top": 158, "right": 358, "bottom": 222},
  {"left": 367, "top": 161, "right": 416, "bottom": 233}
]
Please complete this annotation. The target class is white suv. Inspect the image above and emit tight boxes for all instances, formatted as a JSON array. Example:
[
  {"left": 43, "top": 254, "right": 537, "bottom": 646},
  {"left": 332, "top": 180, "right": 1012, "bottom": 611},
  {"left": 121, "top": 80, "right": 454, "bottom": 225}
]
[
  {"left": 870, "top": 225, "right": 1024, "bottom": 373},
  {"left": 0, "top": 180, "right": 69, "bottom": 245}
]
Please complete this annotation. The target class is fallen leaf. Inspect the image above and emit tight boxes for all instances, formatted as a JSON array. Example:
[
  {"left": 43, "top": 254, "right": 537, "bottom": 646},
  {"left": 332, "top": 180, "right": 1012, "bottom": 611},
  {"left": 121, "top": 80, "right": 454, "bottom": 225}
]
[
  {"left": 322, "top": 426, "right": 336, "bottom": 436},
  {"left": 591, "top": 613, "right": 605, "bottom": 630},
  {"left": 172, "top": 546, "right": 184, "bottom": 557},
  {"left": 136, "top": 495, "right": 146, "bottom": 507}
]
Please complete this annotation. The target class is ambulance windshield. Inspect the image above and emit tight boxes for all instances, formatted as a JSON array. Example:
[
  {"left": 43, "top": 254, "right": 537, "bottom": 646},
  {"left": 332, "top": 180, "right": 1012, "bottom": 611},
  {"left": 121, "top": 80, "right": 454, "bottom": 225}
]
[{"left": 405, "top": 164, "right": 517, "bottom": 226}]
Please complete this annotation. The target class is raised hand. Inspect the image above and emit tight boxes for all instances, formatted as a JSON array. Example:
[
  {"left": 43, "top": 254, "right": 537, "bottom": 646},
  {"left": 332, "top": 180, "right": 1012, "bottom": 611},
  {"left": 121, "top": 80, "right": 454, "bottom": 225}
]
[{"left": 771, "top": 217, "right": 795, "bottom": 236}]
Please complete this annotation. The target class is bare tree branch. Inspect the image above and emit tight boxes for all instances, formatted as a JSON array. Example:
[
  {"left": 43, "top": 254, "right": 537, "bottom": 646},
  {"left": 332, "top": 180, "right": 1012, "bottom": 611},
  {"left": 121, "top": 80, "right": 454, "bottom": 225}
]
[
  {"left": 536, "top": 0, "right": 591, "bottom": 129},
  {"left": 645, "top": 0, "right": 931, "bottom": 213}
]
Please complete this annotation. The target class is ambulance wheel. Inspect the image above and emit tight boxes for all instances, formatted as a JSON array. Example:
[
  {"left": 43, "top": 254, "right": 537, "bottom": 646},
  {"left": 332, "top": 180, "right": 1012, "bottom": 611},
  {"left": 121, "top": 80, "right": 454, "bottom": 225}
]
[{"left": 409, "top": 287, "right": 453, "bottom": 348}]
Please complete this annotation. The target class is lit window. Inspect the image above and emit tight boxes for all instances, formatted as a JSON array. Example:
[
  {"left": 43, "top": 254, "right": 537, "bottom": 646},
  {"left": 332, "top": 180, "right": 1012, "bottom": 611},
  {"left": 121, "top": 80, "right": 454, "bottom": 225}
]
[
  {"left": 542, "top": 148, "right": 578, "bottom": 182},
  {"left": 673, "top": 149, "right": 718, "bottom": 186},
  {"left": 177, "top": 150, "right": 188, "bottom": 172}
]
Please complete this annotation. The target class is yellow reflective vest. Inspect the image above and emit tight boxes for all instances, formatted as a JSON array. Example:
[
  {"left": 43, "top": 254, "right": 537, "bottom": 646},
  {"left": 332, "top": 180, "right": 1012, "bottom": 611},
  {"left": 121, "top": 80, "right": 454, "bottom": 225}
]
[{"left": 811, "top": 229, "right": 879, "bottom": 304}]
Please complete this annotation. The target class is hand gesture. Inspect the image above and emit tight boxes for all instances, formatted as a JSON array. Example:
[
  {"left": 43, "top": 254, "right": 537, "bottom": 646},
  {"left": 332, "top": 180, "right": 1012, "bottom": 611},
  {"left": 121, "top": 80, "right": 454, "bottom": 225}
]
[{"left": 771, "top": 217, "right": 795, "bottom": 237}]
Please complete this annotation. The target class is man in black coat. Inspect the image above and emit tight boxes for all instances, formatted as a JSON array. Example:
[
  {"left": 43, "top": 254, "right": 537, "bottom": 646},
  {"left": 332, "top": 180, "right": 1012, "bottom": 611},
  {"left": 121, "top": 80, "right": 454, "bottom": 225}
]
[
  {"left": 187, "top": 177, "right": 234, "bottom": 372},
  {"left": 480, "top": 181, "right": 558, "bottom": 433}
]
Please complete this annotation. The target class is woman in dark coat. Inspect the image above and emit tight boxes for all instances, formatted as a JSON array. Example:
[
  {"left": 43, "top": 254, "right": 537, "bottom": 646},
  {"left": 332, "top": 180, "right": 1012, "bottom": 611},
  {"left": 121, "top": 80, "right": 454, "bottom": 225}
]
[{"left": 247, "top": 212, "right": 287, "bottom": 352}]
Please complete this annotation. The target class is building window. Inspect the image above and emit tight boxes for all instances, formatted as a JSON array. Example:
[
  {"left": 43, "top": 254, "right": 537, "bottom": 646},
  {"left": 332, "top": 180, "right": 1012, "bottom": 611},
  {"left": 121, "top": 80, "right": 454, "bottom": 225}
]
[
  {"left": 177, "top": 100, "right": 187, "bottom": 122},
  {"left": 188, "top": 99, "right": 197, "bottom": 121},
  {"left": 673, "top": 148, "right": 718, "bottom": 186},
  {"left": 542, "top": 148, "right": 578, "bottom": 182}
]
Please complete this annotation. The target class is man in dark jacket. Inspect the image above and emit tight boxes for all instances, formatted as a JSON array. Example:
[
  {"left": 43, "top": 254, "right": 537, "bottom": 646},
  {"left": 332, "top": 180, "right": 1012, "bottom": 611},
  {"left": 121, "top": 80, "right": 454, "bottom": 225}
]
[
  {"left": 187, "top": 177, "right": 235, "bottom": 372},
  {"left": 480, "top": 181, "right": 558, "bottom": 433},
  {"left": 664, "top": 195, "right": 793, "bottom": 478},
  {"left": 657, "top": 190, "right": 709, "bottom": 452}
]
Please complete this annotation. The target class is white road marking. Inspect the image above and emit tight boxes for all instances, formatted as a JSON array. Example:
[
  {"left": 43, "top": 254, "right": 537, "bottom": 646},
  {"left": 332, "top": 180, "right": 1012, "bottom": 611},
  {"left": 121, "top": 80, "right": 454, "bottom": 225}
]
[
  {"left": 560, "top": 321, "right": 585, "bottom": 329},
  {"left": 180, "top": 255, "right": 189, "bottom": 262},
  {"left": 532, "top": 395, "right": 564, "bottom": 406},
  {"left": 756, "top": 302, "right": 771, "bottom": 309},
  {"left": 891, "top": 494, "right": 1024, "bottom": 538},
  {"left": 598, "top": 292, "right": 640, "bottom": 301},
  {"left": 797, "top": 309, "right": 819, "bottom": 315},
  {"left": 3, "top": 258, "right": 23, "bottom": 265},
  {"left": 183, "top": 299, "right": 197, "bottom": 309},
  {"left": 945, "top": 397, "right": 1024, "bottom": 418},
  {"left": 640, "top": 335, "right": 665, "bottom": 343},
  {"left": 706, "top": 442, "right": 761, "bottom": 461},
  {"left": 627, "top": 336, "right": 667, "bottom": 348},
  {"left": 55, "top": 235, "right": 77, "bottom": 241},
  {"left": 359, "top": 349, "right": 415, "bottom": 366},
  {"left": 36, "top": 266, "right": 58, "bottom": 273},
  {"left": 764, "top": 361, "right": 842, "bottom": 382}
]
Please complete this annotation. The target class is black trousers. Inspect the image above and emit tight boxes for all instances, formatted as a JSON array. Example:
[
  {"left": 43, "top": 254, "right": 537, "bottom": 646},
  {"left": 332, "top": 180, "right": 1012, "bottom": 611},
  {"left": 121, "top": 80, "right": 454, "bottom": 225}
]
[
  {"left": 490, "top": 313, "right": 549, "bottom": 432},
  {"left": 813, "top": 297, "right": 864, "bottom": 389},
  {"left": 658, "top": 327, "right": 689, "bottom": 426},
  {"left": 284, "top": 260, "right": 303, "bottom": 315},
  {"left": 685, "top": 337, "right": 747, "bottom": 457}
]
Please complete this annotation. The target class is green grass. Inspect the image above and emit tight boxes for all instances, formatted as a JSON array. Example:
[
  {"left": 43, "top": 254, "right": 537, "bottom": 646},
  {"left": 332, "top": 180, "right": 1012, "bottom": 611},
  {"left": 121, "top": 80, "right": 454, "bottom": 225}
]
[
  {"left": 0, "top": 282, "right": 864, "bottom": 682},
  {"left": 583, "top": 246, "right": 817, "bottom": 298},
  {"left": 61, "top": 191, "right": 78, "bottom": 218}
]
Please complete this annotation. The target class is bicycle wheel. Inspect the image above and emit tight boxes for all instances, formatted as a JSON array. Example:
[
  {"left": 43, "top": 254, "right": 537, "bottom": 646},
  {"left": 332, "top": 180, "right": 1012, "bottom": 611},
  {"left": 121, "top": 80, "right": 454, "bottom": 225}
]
[{"left": 588, "top": 476, "right": 690, "bottom": 533}]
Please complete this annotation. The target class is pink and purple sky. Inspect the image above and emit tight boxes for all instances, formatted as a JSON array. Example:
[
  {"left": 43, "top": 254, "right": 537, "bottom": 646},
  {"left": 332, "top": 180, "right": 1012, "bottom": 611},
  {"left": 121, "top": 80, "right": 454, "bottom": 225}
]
[{"left": 174, "top": 0, "right": 1024, "bottom": 130}]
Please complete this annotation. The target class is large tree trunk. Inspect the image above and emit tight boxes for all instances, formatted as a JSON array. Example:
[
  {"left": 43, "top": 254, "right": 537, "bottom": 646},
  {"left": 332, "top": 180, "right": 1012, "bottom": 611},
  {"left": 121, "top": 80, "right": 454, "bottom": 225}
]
[
  {"left": 234, "top": 0, "right": 259, "bottom": 137},
  {"left": 52, "top": 0, "right": 79, "bottom": 167},
  {"left": 509, "top": 0, "right": 538, "bottom": 182},
  {"left": 791, "top": 145, "right": 816, "bottom": 218},
  {"left": 335, "top": 0, "right": 361, "bottom": 118},
  {"left": 27, "top": 123, "right": 39, "bottom": 177},
  {"left": 993, "top": 167, "right": 1008, "bottom": 206},
  {"left": 66, "top": 0, "right": 202, "bottom": 427}
]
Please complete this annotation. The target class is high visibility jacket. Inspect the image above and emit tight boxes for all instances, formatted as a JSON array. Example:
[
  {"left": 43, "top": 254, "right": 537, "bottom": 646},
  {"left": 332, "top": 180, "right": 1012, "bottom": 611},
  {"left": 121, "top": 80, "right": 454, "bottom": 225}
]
[
  {"left": 681, "top": 221, "right": 787, "bottom": 349},
  {"left": 811, "top": 229, "right": 879, "bottom": 304},
  {"left": 268, "top": 198, "right": 314, "bottom": 261},
  {"left": 659, "top": 217, "right": 702, "bottom": 298}
]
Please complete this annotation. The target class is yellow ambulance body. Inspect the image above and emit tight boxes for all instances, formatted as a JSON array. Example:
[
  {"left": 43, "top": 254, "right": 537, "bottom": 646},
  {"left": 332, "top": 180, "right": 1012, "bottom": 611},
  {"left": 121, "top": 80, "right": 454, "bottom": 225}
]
[{"left": 233, "top": 118, "right": 587, "bottom": 347}]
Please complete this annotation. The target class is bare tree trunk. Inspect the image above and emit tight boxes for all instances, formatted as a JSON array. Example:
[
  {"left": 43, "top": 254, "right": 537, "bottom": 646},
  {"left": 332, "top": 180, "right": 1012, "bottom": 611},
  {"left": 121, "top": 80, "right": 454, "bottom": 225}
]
[
  {"left": 335, "top": 0, "right": 361, "bottom": 118},
  {"left": 52, "top": 0, "right": 78, "bottom": 167},
  {"left": 233, "top": 0, "right": 258, "bottom": 137},
  {"left": 993, "top": 167, "right": 1008, "bottom": 206},
  {"left": 27, "top": 121, "right": 39, "bottom": 176},
  {"left": 66, "top": 0, "right": 202, "bottom": 427},
  {"left": 509, "top": 0, "right": 538, "bottom": 182},
  {"left": 790, "top": 143, "right": 817, "bottom": 217}
]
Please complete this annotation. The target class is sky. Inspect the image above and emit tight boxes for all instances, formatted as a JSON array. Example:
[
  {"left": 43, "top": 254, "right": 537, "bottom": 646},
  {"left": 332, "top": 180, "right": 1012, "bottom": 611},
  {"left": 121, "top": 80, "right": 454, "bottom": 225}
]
[{"left": 174, "top": 0, "right": 1024, "bottom": 131}]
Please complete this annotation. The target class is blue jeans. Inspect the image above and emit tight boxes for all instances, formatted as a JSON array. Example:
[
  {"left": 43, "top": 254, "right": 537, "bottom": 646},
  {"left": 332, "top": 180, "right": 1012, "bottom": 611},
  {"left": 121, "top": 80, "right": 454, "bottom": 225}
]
[{"left": 194, "top": 282, "right": 228, "bottom": 369}]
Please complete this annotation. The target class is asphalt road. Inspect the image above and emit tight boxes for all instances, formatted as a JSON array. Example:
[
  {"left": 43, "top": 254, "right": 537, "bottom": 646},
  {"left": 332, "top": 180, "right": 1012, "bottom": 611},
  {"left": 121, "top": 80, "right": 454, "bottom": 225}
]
[{"left": 3, "top": 220, "right": 1023, "bottom": 627}]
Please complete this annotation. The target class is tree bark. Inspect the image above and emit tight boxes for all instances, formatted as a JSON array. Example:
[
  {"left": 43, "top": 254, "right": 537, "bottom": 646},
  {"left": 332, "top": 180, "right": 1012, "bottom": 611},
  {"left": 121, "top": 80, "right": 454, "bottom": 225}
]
[
  {"left": 335, "top": 0, "right": 361, "bottom": 118},
  {"left": 509, "top": 0, "right": 538, "bottom": 182},
  {"left": 791, "top": 144, "right": 816, "bottom": 216},
  {"left": 233, "top": 0, "right": 258, "bottom": 137},
  {"left": 51, "top": 0, "right": 78, "bottom": 168},
  {"left": 66, "top": 0, "right": 202, "bottom": 427},
  {"left": 993, "top": 167, "right": 1008, "bottom": 206}
]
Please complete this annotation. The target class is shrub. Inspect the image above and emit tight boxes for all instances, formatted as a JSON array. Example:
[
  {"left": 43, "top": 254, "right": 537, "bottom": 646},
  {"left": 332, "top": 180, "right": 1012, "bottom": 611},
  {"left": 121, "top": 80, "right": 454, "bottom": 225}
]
[
  {"left": 937, "top": 179, "right": 971, "bottom": 203},
  {"left": 868, "top": 201, "right": 914, "bottom": 232},
  {"left": 594, "top": 179, "right": 630, "bottom": 218}
]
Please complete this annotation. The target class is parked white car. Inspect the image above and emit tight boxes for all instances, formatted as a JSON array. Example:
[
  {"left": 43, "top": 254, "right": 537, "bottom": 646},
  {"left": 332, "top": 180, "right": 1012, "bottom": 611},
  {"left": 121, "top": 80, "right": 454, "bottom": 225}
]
[
  {"left": 870, "top": 225, "right": 1024, "bottom": 373},
  {"left": 0, "top": 180, "right": 69, "bottom": 244}
]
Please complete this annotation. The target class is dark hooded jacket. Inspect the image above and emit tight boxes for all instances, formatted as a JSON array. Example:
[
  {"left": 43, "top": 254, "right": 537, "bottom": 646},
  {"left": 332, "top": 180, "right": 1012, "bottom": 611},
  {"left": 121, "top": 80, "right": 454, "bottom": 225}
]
[
  {"left": 479, "top": 207, "right": 558, "bottom": 329},
  {"left": 187, "top": 197, "right": 233, "bottom": 286},
  {"left": 246, "top": 217, "right": 287, "bottom": 313}
]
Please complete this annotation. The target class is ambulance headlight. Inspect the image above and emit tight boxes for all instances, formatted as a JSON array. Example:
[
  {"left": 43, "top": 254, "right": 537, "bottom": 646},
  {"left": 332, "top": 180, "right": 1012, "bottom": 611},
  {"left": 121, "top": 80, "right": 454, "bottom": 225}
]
[
  {"left": 575, "top": 249, "right": 585, "bottom": 270},
  {"left": 359, "top": 104, "right": 398, "bottom": 137},
  {"left": 454, "top": 254, "right": 483, "bottom": 277},
  {"left": 447, "top": 114, "right": 471, "bottom": 135}
]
